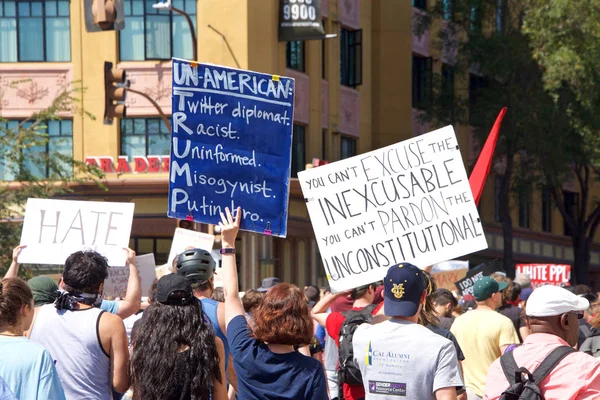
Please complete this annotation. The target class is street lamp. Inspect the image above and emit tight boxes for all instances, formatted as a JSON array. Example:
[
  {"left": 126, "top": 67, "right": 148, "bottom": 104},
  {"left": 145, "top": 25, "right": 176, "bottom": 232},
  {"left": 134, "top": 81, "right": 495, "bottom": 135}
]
[{"left": 152, "top": 0, "right": 197, "bottom": 61}]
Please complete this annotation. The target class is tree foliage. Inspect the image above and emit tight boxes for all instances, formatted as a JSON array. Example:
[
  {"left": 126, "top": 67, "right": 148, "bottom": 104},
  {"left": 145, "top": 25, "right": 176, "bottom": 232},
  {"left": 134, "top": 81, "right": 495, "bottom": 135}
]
[
  {"left": 0, "top": 82, "right": 104, "bottom": 276},
  {"left": 414, "top": 0, "right": 565, "bottom": 277}
]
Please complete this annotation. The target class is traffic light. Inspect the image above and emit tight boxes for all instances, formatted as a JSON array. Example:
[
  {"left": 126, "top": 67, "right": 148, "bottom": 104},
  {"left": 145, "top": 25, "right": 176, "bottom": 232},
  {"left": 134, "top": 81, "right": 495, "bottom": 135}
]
[
  {"left": 103, "top": 61, "right": 127, "bottom": 125},
  {"left": 84, "top": 0, "right": 125, "bottom": 32}
]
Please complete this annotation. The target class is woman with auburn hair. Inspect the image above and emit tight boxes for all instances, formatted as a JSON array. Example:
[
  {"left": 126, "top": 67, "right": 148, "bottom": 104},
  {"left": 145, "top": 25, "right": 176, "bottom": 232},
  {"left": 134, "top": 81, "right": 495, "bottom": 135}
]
[
  {"left": 221, "top": 207, "right": 328, "bottom": 399},
  {"left": 0, "top": 278, "right": 65, "bottom": 399}
]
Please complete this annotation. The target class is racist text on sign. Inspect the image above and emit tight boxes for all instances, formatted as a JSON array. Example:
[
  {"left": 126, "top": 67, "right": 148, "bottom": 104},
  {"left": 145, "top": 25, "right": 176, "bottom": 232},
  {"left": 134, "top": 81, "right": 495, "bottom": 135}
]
[
  {"left": 168, "top": 59, "right": 294, "bottom": 237},
  {"left": 299, "top": 126, "right": 488, "bottom": 292},
  {"left": 18, "top": 198, "right": 135, "bottom": 266}
]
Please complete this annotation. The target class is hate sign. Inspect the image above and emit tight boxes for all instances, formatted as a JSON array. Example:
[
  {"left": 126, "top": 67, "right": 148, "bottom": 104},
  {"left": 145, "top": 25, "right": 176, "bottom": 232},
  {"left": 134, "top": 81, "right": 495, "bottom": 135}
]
[
  {"left": 299, "top": 126, "right": 488, "bottom": 292},
  {"left": 168, "top": 59, "right": 294, "bottom": 237},
  {"left": 18, "top": 198, "right": 135, "bottom": 266}
]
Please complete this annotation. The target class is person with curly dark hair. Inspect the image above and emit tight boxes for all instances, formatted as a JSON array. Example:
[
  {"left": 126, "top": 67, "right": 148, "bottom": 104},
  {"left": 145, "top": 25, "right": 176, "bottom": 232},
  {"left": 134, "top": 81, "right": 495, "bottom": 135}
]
[
  {"left": 130, "top": 273, "right": 226, "bottom": 400},
  {"left": 221, "top": 207, "right": 328, "bottom": 399}
]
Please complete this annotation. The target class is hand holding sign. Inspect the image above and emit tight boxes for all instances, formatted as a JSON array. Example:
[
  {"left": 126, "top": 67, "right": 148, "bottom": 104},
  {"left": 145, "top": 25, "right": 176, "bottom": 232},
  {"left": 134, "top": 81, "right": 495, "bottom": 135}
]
[{"left": 220, "top": 207, "right": 242, "bottom": 249}]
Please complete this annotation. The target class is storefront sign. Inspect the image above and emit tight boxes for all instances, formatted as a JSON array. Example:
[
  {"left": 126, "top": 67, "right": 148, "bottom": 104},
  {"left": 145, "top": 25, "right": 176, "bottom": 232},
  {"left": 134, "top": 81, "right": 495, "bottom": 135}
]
[
  {"left": 299, "top": 126, "right": 488, "bottom": 293},
  {"left": 85, "top": 156, "right": 171, "bottom": 173},
  {"left": 168, "top": 59, "right": 294, "bottom": 237},
  {"left": 279, "top": 0, "right": 326, "bottom": 41}
]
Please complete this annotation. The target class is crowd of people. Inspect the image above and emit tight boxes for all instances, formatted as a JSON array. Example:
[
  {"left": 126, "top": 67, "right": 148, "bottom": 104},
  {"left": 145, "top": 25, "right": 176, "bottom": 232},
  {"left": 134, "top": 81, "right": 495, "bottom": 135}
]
[{"left": 2, "top": 207, "right": 600, "bottom": 399}]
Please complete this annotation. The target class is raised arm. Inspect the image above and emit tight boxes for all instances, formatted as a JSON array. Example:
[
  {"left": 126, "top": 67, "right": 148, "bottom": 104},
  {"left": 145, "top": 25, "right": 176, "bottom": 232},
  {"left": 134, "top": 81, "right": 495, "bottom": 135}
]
[
  {"left": 113, "top": 248, "right": 142, "bottom": 319},
  {"left": 311, "top": 291, "right": 348, "bottom": 327},
  {"left": 221, "top": 207, "right": 243, "bottom": 328},
  {"left": 3, "top": 245, "right": 26, "bottom": 279}
]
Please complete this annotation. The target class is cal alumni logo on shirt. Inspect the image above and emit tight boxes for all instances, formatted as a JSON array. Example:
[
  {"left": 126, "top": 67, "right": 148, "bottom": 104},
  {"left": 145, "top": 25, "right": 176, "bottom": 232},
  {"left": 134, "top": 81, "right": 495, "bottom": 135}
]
[{"left": 365, "top": 341, "right": 373, "bottom": 366}]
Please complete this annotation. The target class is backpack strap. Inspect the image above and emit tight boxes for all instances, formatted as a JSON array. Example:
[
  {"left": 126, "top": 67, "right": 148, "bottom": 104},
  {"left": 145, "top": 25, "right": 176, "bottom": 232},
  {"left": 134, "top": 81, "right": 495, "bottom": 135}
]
[
  {"left": 500, "top": 350, "right": 520, "bottom": 385},
  {"left": 531, "top": 346, "right": 576, "bottom": 385}
]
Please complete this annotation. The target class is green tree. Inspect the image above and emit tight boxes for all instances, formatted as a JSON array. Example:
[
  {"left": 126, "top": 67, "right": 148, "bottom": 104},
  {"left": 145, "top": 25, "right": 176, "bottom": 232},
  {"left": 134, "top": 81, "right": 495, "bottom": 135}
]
[
  {"left": 522, "top": 0, "right": 600, "bottom": 284},
  {"left": 414, "top": 0, "right": 569, "bottom": 277},
  {"left": 0, "top": 81, "right": 104, "bottom": 277}
]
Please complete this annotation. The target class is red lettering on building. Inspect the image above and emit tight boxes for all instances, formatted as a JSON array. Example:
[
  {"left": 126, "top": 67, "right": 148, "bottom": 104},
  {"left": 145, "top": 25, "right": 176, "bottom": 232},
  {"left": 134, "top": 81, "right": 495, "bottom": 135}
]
[
  {"left": 147, "top": 156, "right": 161, "bottom": 173},
  {"left": 85, "top": 155, "right": 170, "bottom": 173},
  {"left": 115, "top": 156, "right": 132, "bottom": 173}
]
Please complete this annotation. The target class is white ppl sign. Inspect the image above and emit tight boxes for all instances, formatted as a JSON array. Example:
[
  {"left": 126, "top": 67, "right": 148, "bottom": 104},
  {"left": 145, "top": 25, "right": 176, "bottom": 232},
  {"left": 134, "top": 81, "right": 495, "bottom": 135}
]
[
  {"left": 167, "top": 228, "right": 216, "bottom": 267},
  {"left": 104, "top": 254, "right": 157, "bottom": 298},
  {"left": 299, "top": 126, "right": 488, "bottom": 292},
  {"left": 18, "top": 198, "right": 135, "bottom": 267}
]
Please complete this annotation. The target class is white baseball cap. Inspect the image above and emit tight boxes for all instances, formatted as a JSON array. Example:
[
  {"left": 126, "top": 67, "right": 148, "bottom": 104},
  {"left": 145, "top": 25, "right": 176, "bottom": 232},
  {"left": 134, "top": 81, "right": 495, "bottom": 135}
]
[{"left": 526, "top": 285, "right": 589, "bottom": 317}]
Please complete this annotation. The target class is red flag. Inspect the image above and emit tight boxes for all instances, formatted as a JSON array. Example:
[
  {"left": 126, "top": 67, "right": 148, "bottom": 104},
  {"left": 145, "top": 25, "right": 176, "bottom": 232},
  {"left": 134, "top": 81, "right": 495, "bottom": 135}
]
[{"left": 469, "top": 107, "right": 507, "bottom": 205}]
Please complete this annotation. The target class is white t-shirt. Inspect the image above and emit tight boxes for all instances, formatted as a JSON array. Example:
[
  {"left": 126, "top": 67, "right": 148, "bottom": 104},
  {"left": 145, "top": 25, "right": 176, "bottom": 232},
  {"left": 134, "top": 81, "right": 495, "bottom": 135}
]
[{"left": 353, "top": 319, "right": 463, "bottom": 399}]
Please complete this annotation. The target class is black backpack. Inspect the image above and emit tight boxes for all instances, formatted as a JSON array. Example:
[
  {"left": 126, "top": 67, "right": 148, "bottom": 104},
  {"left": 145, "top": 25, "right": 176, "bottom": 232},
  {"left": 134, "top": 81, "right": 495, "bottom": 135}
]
[
  {"left": 338, "top": 304, "right": 377, "bottom": 385},
  {"left": 499, "top": 346, "right": 576, "bottom": 400}
]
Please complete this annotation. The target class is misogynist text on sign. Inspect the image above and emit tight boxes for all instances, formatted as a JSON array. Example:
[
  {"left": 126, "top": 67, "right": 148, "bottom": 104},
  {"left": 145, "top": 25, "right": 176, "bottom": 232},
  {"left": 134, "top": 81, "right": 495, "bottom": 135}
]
[
  {"left": 299, "top": 126, "right": 488, "bottom": 292},
  {"left": 18, "top": 198, "right": 135, "bottom": 266},
  {"left": 168, "top": 59, "right": 294, "bottom": 237}
]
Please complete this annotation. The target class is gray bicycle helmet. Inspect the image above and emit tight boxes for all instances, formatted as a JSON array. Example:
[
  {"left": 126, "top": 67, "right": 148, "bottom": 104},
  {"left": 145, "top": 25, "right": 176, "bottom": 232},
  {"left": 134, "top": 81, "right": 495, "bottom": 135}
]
[{"left": 175, "top": 248, "right": 215, "bottom": 282}]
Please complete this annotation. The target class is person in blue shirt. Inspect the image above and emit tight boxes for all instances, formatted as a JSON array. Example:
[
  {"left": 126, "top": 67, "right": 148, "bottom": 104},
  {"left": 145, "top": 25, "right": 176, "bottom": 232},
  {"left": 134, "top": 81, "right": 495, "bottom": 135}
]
[
  {"left": 220, "top": 207, "right": 328, "bottom": 400},
  {"left": 0, "top": 278, "right": 65, "bottom": 400},
  {"left": 0, "top": 376, "right": 15, "bottom": 400}
]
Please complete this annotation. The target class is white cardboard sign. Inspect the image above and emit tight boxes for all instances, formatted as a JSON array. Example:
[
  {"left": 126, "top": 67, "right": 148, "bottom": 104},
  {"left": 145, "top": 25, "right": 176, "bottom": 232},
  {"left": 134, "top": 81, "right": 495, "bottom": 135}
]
[
  {"left": 104, "top": 253, "right": 157, "bottom": 298},
  {"left": 299, "top": 126, "right": 488, "bottom": 292},
  {"left": 167, "top": 228, "right": 216, "bottom": 267},
  {"left": 18, "top": 198, "right": 135, "bottom": 266}
]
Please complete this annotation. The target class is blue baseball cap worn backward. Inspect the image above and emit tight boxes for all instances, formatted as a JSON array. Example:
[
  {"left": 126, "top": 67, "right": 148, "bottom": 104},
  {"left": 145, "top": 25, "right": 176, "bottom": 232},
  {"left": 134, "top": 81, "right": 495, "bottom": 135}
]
[{"left": 384, "top": 263, "right": 425, "bottom": 317}]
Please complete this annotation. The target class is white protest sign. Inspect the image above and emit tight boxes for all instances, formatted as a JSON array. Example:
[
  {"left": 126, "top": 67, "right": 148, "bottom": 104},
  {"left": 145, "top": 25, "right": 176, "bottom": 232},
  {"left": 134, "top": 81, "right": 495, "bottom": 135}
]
[
  {"left": 104, "top": 253, "right": 157, "bottom": 298},
  {"left": 299, "top": 126, "right": 488, "bottom": 292},
  {"left": 167, "top": 228, "right": 216, "bottom": 266},
  {"left": 18, "top": 198, "right": 135, "bottom": 266}
]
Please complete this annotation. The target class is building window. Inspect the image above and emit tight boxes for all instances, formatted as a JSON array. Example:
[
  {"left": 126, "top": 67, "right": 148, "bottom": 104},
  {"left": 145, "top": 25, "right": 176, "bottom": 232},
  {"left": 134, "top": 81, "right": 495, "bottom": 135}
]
[
  {"left": 542, "top": 186, "right": 552, "bottom": 232},
  {"left": 470, "top": 0, "right": 482, "bottom": 32},
  {"left": 286, "top": 40, "right": 305, "bottom": 72},
  {"left": 412, "top": 55, "right": 432, "bottom": 109},
  {"left": 496, "top": 0, "right": 505, "bottom": 32},
  {"left": 341, "top": 136, "right": 357, "bottom": 160},
  {"left": 120, "top": 118, "right": 170, "bottom": 157},
  {"left": 441, "top": 64, "right": 455, "bottom": 117},
  {"left": 291, "top": 125, "right": 306, "bottom": 178},
  {"left": 469, "top": 73, "right": 487, "bottom": 123},
  {"left": 0, "top": 0, "right": 71, "bottom": 62},
  {"left": 563, "top": 191, "right": 579, "bottom": 236},
  {"left": 443, "top": 0, "right": 453, "bottom": 20},
  {"left": 120, "top": 0, "right": 196, "bottom": 61},
  {"left": 0, "top": 119, "right": 73, "bottom": 180},
  {"left": 340, "top": 28, "right": 362, "bottom": 87},
  {"left": 494, "top": 175, "right": 502, "bottom": 222},
  {"left": 518, "top": 190, "right": 530, "bottom": 228},
  {"left": 412, "top": 0, "right": 427, "bottom": 10}
]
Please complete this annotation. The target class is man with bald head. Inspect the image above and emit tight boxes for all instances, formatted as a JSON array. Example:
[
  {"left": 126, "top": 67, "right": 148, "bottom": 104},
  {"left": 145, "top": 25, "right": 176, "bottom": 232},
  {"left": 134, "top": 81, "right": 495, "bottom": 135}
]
[{"left": 484, "top": 285, "right": 600, "bottom": 399}]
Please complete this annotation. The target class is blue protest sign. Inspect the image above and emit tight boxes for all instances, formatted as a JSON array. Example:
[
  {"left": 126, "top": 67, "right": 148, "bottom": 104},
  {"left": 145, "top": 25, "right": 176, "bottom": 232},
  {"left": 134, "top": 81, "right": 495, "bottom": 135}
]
[{"left": 168, "top": 59, "right": 295, "bottom": 237}]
